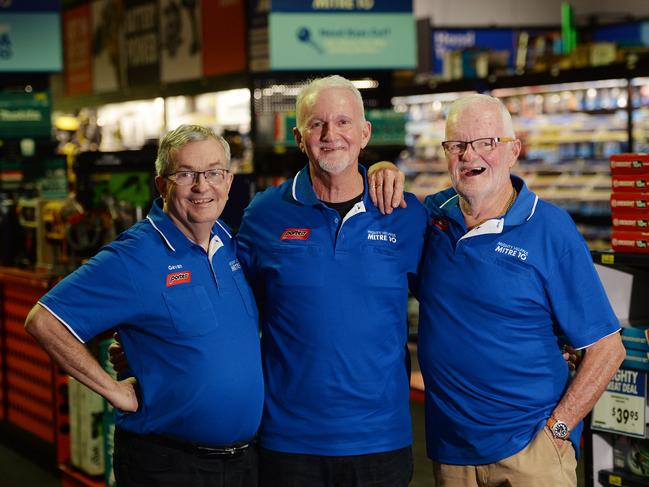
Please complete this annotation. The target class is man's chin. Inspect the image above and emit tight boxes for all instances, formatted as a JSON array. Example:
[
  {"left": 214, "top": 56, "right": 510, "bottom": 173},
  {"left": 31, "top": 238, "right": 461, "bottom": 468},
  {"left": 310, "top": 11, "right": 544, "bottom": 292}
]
[{"left": 317, "top": 158, "right": 353, "bottom": 175}]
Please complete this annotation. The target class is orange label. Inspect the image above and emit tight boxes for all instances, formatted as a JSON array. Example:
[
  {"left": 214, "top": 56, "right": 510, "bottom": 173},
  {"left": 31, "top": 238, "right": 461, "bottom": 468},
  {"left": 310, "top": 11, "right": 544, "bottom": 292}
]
[
  {"left": 166, "top": 272, "right": 191, "bottom": 287},
  {"left": 280, "top": 228, "right": 311, "bottom": 240}
]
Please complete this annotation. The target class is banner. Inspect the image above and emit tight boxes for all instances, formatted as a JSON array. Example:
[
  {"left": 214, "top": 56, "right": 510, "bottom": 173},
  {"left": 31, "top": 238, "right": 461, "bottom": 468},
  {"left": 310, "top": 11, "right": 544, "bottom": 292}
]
[
  {"left": 0, "top": 0, "right": 62, "bottom": 72},
  {"left": 269, "top": 0, "right": 415, "bottom": 70},
  {"left": 63, "top": 4, "right": 92, "bottom": 95}
]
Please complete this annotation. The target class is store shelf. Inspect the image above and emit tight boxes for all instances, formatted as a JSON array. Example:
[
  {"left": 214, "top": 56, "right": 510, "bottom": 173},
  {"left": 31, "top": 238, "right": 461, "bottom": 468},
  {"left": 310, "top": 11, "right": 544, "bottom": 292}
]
[
  {"left": 592, "top": 251, "right": 649, "bottom": 268},
  {"left": 599, "top": 469, "right": 649, "bottom": 487}
]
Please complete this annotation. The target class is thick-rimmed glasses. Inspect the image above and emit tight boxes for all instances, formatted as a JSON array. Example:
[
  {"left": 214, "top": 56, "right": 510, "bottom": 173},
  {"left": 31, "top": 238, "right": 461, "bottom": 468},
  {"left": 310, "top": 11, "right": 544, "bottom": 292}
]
[
  {"left": 441, "top": 137, "right": 514, "bottom": 156},
  {"left": 165, "top": 168, "right": 230, "bottom": 186}
]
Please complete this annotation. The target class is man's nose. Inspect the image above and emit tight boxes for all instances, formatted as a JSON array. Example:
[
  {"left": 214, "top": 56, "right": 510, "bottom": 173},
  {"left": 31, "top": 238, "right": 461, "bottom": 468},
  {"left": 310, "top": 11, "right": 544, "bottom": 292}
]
[
  {"left": 192, "top": 172, "right": 209, "bottom": 189},
  {"left": 460, "top": 143, "right": 476, "bottom": 161},
  {"left": 320, "top": 123, "right": 333, "bottom": 140}
]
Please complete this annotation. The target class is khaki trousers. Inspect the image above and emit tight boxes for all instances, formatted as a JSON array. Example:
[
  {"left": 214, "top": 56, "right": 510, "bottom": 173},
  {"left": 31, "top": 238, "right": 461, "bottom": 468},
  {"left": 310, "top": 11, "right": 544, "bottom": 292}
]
[{"left": 432, "top": 428, "right": 578, "bottom": 487}]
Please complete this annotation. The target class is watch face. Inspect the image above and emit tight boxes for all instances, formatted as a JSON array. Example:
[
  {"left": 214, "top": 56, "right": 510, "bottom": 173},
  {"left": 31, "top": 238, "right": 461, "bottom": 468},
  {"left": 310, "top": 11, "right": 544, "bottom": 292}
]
[{"left": 552, "top": 421, "right": 569, "bottom": 439}]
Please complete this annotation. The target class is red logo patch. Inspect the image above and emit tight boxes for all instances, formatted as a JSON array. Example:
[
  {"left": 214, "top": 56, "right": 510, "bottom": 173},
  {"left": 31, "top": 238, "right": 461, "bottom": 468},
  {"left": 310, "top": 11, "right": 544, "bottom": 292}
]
[
  {"left": 166, "top": 271, "right": 191, "bottom": 287},
  {"left": 280, "top": 228, "right": 311, "bottom": 240},
  {"left": 432, "top": 217, "right": 449, "bottom": 231}
]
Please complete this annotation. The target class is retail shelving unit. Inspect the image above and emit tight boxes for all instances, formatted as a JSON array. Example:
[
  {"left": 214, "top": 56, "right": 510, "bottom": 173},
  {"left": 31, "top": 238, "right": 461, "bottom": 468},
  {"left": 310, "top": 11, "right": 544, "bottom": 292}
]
[
  {"left": 0, "top": 267, "right": 70, "bottom": 466},
  {"left": 390, "top": 62, "right": 649, "bottom": 248},
  {"left": 589, "top": 251, "right": 649, "bottom": 487}
]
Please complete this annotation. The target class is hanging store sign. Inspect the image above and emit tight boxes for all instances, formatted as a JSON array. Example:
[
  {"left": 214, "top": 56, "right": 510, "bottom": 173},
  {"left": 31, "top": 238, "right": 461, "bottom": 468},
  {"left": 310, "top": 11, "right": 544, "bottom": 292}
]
[
  {"left": 125, "top": 0, "right": 160, "bottom": 86},
  {"left": 63, "top": 4, "right": 92, "bottom": 95},
  {"left": 0, "top": 0, "right": 62, "bottom": 72},
  {"left": 269, "top": 0, "right": 416, "bottom": 70},
  {"left": 592, "top": 368, "right": 646, "bottom": 438},
  {"left": 160, "top": 0, "right": 202, "bottom": 83},
  {"left": 202, "top": 0, "right": 246, "bottom": 77},
  {"left": 0, "top": 91, "right": 51, "bottom": 138}
]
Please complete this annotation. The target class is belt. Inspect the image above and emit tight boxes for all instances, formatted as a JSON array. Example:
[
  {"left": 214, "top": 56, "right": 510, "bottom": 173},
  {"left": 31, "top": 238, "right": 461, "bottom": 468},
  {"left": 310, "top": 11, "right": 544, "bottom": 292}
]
[{"left": 117, "top": 428, "right": 253, "bottom": 458}]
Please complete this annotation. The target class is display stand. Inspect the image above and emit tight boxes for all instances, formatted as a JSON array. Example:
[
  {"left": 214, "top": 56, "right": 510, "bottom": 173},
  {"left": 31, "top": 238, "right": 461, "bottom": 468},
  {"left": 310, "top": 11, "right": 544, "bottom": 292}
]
[{"left": 590, "top": 251, "right": 649, "bottom": 486}]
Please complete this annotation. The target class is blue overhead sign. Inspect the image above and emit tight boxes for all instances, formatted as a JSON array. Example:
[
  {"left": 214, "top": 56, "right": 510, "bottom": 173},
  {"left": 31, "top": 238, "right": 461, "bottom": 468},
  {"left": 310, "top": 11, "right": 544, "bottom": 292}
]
[
  {"left": 269, "top": 0, "right": 416, "bottom": 70},
  {"left": 0, "top": 0, "right": 62, "bottom": 72}
]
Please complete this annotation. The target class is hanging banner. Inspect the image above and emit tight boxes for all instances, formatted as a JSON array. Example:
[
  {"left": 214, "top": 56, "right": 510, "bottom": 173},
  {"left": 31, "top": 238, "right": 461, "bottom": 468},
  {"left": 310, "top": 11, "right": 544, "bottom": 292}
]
[
  {"left": 160, "top": 0, "right": 202, "bottom": 83},
  {"left": 202, "top": 0, "right": 246, "bottom": 76},
  {"left": 0, "top": 91, "right": 51, "bottom": 138},
  {"left": 269, "top": 0, "right": 416, "bottom": 70},
  {"left": 0, "top": 0, "right": 62, "bottom": 72},
  {"left": 125, "top": 0, "right": 160, "bottom": 86},
  {"left": 63, "top": 4, "right": 92, "bottom": 95},
  {"left": 91, "top": 0, "right": 125, "bottom": 93}
]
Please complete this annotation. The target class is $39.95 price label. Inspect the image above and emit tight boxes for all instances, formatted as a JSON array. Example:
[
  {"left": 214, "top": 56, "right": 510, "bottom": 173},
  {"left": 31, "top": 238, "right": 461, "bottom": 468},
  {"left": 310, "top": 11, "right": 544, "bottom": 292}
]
[{"left": 592, "top": 369, "right": 646, "bottom": 438}]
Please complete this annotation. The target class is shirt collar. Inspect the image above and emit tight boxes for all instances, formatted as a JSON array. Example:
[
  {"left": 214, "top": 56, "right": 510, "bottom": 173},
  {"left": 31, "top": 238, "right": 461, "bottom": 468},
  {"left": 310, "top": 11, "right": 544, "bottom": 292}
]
[
  {"left": 439, "top": 175, "right": 539, "bottom": 228},
  {"left": 290, "top": 164, "right": 371, "bottom": 208},
  {"left": 146, "top": 197, "right": 229, "bottom": 252}
]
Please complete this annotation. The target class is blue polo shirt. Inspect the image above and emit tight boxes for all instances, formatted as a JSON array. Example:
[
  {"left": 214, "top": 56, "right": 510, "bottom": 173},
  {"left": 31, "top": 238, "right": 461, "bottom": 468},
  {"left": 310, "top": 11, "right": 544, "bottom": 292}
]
[
  {"left": 237, "top": 165, "right": 428, "bottom": 456},
  {"left": 417, "top": 176, "right": 620, "bottom": 464},
  {"left": 39, "top": 198, "right": 264, "bottom": 445}
]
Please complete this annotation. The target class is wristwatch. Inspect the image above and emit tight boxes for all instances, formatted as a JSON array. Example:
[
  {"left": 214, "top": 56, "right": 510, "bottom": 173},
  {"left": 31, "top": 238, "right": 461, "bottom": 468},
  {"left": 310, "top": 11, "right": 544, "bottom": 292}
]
[{"left": 546, "top": 417, "right": 570, "bottom": 440}]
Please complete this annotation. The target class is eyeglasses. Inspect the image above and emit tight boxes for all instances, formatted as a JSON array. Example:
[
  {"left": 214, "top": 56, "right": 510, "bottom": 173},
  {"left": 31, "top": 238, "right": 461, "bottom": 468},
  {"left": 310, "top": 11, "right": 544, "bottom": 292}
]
[
  {"left": 165, "top": 168, "right": 231, "bottom": 186},
  {"left": 441, "top": 137, "right": 515, "bottom": 156}
]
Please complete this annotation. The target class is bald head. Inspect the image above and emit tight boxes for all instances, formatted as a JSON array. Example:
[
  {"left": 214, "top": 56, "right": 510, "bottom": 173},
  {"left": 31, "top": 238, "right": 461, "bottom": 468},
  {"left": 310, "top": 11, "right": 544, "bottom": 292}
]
[{"left": 446, "top": 94, "right": 515, "bottom": 139}]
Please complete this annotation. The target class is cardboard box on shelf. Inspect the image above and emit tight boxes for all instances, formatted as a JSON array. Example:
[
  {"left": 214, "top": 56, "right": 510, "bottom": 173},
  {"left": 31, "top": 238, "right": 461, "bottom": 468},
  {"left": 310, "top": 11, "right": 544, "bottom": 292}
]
[
  {"left": 612, "top": 175, "right": 649, "bottom": 192},
  {"left": 612, "top": 213, "right": 649, "bottom": 231},
  {"left": 610, "top": 154, "right": 649, "bottom": 175},
  {"left": 621, "top": 326, "right": 649, "bottom": 352},
  {"left": 621, "top": 348, "right": 649, "bottom": 371},
  {"left": 68, "top": 377, "right": 105, "bottom": 476},
  {"left": 614, "top": 435, "right": 649, "bottom": 477},
  {"left": 610, "top": 193, "right": 649, "bottom": 213},
  {"left": 612, "top": 230, "right": 649, "bottom": 254}
]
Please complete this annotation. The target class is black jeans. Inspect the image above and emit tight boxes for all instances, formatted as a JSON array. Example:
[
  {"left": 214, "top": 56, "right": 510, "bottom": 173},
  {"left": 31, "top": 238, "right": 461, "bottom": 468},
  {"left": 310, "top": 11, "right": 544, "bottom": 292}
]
[
  {"left": 113, "top": 429, "right": 258, "bottom": 487},
  {"left": 259, "top": 446, "right": 413, "bottom": 487}
]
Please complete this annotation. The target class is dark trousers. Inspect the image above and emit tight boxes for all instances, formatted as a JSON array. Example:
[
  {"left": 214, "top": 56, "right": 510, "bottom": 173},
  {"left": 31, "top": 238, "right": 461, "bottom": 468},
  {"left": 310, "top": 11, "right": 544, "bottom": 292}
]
[
  {"left": 259, "top": 446, "right": 413, "bottom": 487},
  {"left": 113, "top": 429, "right": 258, "bottom": 487}
]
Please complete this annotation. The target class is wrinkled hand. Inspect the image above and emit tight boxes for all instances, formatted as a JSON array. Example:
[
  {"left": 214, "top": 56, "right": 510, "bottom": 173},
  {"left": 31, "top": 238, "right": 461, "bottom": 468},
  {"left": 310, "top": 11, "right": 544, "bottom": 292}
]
[
  {"left": 108, "top": 333, "right": 129, "bottom": 375},
  {"left": 367, "top": 161, "right": 407, "bottom": 215},
  {"left": 111, "top": 376, "right": 139, "bottom": 413},
  {"left": 562, "top": 345, "right": 581, "bottom": 370}
]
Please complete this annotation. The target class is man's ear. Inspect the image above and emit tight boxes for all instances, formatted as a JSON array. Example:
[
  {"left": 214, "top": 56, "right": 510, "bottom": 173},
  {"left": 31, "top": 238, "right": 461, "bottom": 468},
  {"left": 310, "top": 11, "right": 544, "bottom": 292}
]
[
  {"left": 293, "top": 127, "right": 305, "bottom": 152},
  {"left": 155, "top": 175, "right": 167, "bottom": 199}
]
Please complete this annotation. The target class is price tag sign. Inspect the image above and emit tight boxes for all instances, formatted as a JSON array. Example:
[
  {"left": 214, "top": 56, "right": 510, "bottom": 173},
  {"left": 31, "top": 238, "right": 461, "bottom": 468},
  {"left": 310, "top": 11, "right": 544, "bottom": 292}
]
[{"left": 592, "top": 368, "right": 646, "bottom": 438}]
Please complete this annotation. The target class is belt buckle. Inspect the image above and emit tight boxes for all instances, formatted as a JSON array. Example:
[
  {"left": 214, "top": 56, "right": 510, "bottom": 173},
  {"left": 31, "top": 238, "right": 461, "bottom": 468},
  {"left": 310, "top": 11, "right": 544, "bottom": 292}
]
[{"left": 197, "top": 442, "right": 249, "bottom": 457}]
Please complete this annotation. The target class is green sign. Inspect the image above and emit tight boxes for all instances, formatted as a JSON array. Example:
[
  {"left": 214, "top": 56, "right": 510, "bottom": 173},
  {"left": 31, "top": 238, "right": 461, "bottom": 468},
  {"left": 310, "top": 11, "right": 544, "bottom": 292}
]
[
  {"left": 270, "top": 13, "right": 416, "bottom": 69},
  {"left": 0, "top": 91, "right": 51, "bottom": 137}
]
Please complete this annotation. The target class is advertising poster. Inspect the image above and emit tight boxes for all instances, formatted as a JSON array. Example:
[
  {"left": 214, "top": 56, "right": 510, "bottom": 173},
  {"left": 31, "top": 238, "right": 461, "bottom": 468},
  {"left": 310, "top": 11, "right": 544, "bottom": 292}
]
[
  {"left": 269, "top": 0, "right": 415, "bottom": 70},
  {"left": 91, "top": 0, "right": 125, "bottom": 92},
  {"left": 125, "top": 0, "right": 160, "bottom": 86},
  {"left": 202, "top": 0, "right": 246, "bottom": 76},
  {"left": 63, "top": 4, "right": 92, "bottom": 95},
  {"left": 160, "top": 0, "right": 202, "bottom": 83}
]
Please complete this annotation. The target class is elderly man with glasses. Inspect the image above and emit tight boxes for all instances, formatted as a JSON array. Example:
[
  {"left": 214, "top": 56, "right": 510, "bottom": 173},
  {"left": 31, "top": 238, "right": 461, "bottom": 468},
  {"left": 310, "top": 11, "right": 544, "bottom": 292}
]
[
  {"left": 371, "top": 94, "right": 624, "bottom": 486},
  {"left": 24, "top": 124, "right": 263, "bottom": 487}
]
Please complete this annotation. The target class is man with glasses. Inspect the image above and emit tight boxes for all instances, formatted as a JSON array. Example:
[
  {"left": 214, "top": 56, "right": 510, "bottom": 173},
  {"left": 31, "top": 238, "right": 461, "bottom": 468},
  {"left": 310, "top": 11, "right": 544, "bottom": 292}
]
[
  {"left": 372, "top": 94, "right": 624, "bottom": 486},
  {"left": 24, "top": 124, "right": 263, "bottom": 487}
]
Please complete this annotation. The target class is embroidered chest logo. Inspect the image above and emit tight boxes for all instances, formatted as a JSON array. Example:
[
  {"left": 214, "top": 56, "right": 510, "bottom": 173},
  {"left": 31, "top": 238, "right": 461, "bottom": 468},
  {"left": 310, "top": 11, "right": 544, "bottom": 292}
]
[
  {"left": 166, "top": 271, "right": 191, "bottom": 287},
  {"left": 494, "top": 242, "right": 528, "bottom": 261},
  {"left": 280, "top": 228, "right": 311, "bottom": 240},
  {"left": 367, "top": 230, "right": 397, "bottom": 244},
  {"left": 431, "top": 217, "right": 449, "bottom": 231},
  {"left": 229, "top": 259, "right": 242, "bottom": 272}
]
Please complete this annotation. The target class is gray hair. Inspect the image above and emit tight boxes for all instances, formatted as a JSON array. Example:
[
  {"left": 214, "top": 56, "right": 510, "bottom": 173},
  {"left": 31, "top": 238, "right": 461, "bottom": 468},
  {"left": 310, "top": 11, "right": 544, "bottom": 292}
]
[
  {"left": 446, "top": 94, "right": 515, "bottom": 138},
  {"left": 155, "top": 124, "right": 231, "bottom": 176},
  {"left": 295, "top": 75, "right": 365, "bottom": 129}
]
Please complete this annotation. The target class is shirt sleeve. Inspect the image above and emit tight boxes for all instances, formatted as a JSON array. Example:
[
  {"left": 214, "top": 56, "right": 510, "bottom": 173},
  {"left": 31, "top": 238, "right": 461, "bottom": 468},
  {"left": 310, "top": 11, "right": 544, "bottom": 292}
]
[
  {"left": 545, "top": 233, "right": 620, "bottom": 349},
  {"left": 39, "top": 245, "right": 142, "bottom": 343}
]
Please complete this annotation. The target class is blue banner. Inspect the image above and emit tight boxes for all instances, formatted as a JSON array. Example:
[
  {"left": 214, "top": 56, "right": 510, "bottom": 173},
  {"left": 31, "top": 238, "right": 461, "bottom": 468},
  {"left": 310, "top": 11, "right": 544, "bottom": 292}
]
[
  {"left": 272, "top": 0, "right": 411, "bottom": 13},
  {"left": 431, "top": 28, "right": 516, "bottom": 74},
  {"left": 0, "top": 0, "right": 60, "bottom": 12}
]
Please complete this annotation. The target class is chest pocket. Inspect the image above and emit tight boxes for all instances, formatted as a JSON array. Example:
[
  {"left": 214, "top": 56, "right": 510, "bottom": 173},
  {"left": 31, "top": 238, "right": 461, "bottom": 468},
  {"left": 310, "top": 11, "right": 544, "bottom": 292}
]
[
  {"left": 162, "top": 285, "right": 218, "bottom": 336},
  {"left": 269, "top": 244, "right": 324, "bottom": 287},
  {"left": 360, "top": 244, "right": 403, "bottom": 289}
]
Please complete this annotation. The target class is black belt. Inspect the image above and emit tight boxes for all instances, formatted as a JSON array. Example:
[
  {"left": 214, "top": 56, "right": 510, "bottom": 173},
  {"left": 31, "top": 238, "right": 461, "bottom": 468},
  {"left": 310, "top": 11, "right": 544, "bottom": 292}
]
[{"left": 117, "top": 428, "right": 253, "bottom": 457}]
